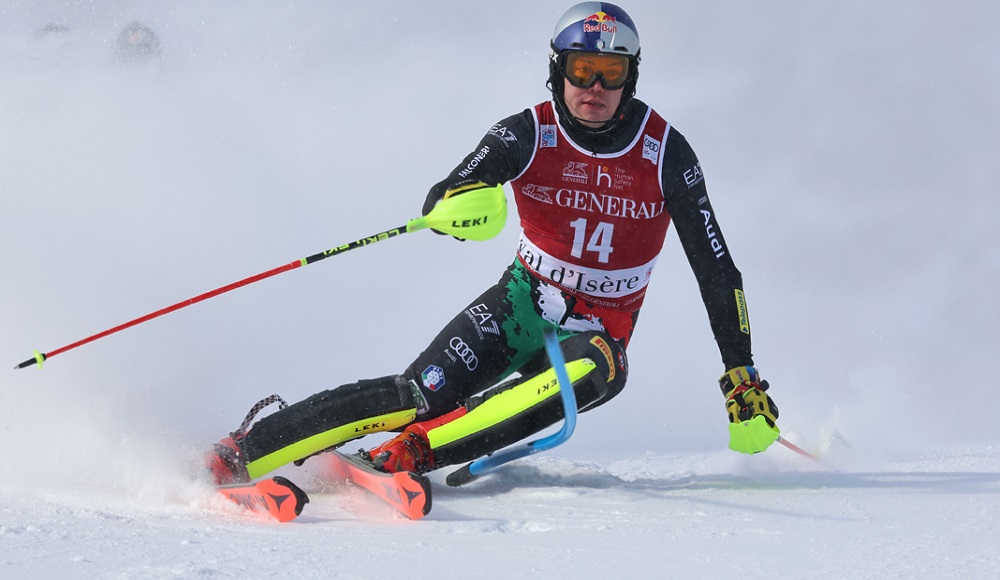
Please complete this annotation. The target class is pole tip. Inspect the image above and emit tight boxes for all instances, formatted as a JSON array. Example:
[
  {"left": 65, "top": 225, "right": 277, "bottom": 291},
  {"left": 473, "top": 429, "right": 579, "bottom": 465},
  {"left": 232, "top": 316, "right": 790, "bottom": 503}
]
[{"left": 14, "top": 350, "right": 46, "bottom": 370}]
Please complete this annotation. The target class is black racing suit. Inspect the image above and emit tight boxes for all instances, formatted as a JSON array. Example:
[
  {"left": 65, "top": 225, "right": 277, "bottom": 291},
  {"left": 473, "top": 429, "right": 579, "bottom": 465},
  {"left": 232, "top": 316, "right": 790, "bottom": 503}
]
[{"left": 236, "top": 98, "right": 754, "bottom": 476}]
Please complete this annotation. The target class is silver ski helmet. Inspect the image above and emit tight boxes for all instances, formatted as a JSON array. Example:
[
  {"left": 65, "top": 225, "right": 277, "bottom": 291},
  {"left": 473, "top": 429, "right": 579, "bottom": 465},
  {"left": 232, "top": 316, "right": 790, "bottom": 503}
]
[{"left": 548, "top": 3, "right": 641, "bottom": 128}]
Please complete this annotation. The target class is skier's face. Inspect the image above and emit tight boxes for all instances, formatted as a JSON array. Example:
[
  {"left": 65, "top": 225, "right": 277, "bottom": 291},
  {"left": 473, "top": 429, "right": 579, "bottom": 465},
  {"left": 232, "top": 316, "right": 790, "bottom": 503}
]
[{"left": 562, "top": 78, "right": 623, "bottom": 128}]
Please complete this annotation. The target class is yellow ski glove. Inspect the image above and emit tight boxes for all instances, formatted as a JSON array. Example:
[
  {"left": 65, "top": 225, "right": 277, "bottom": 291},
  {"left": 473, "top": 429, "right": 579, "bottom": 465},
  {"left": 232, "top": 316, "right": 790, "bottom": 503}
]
[{"left": 720, "top": 366, "right": 779, "bottom": 454}]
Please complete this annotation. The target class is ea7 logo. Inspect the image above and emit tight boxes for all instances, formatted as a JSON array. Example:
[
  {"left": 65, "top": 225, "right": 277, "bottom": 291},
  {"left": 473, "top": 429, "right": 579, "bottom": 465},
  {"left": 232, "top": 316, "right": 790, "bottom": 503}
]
[
  {"left": 684, "top": 163, "right": 704, "bottom": 188},
  {"left": 465, "top": 304, "right": 501, "bottom": 338},
  {"left": 488, "top": 124, "right": 518, "bottom": 142}
]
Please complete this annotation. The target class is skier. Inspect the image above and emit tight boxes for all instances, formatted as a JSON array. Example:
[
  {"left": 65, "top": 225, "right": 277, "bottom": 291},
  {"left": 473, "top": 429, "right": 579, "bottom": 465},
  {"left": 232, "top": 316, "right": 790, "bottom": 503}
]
[{"left": 206, "top": 2, "right": 780, "bottom": 485}]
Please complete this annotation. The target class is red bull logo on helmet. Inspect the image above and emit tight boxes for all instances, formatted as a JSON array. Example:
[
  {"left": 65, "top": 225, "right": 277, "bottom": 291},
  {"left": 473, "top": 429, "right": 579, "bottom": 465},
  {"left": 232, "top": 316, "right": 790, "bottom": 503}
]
[{"left": 583, "top": 11, "right": 617, "bottom": 34}]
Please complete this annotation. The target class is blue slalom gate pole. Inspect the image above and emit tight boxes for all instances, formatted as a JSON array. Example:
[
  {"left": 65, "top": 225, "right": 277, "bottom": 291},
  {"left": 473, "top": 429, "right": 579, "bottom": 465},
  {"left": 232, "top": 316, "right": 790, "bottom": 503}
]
[{"left": 446, "top": 327, "right": 577, "bottom": 486}]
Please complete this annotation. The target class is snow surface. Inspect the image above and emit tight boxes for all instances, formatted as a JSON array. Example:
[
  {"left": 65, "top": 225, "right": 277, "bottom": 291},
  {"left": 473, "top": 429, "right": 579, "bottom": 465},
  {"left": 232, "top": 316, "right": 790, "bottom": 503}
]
[{"left": 2, "top": 2, "right": 998, "bottom": 578}]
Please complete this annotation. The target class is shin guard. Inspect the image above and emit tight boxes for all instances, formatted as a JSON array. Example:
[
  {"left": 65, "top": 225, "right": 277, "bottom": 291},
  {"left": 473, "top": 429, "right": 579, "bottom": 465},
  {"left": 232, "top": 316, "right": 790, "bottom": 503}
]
[
  {"left": 240, "top": 376, "right": 418, "bottom": 479},
  {"left": 425, "top": 331, "right": 627, "bottom": 468}
]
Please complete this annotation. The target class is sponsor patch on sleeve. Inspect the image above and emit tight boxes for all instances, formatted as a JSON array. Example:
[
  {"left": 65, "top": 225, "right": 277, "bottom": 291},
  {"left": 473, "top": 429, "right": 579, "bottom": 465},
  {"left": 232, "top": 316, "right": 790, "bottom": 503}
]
[{"left": 734, "top": 289, "right": 750, "bottom": 335}]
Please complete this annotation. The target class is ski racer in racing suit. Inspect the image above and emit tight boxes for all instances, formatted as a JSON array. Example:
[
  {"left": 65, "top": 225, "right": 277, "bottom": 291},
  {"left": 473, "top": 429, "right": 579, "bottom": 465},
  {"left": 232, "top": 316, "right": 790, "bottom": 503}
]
[{"left": 206, "top": 2, "right": 781, "bottom": 484}]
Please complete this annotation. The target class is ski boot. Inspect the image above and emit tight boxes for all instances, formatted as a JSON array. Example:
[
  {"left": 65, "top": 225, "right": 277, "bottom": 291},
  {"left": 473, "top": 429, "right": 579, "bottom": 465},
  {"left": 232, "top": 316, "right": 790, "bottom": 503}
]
[
  {"left": 204, "top": 436, "right": 250, "bottom": 485},
  {"left": 367, "top": 428, "right": 435, "bottom": 474},
  {"left": 204, "top": 394, "right": 290, "bottom": 485}
]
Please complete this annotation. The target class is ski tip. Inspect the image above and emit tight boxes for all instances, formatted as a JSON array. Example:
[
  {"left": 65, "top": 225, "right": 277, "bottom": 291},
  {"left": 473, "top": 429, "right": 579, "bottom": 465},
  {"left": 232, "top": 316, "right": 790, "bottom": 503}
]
[
  {"left": 217, "top": 476, "right": 309, "bottom": 523},
  {"left": 271, "top": 476, "right": 310, "bottom": 517},
  {"left": 403, "top": 472, "right": 433, "bottom": 518},
  {"left": 384, "top": 471, "right": 431, "bottom": 519}
]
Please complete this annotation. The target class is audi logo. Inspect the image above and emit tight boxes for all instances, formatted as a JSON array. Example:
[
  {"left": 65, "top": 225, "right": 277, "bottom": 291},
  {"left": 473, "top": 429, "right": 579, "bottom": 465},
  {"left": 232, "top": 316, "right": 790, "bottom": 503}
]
[{"left": 449, "top": 336, "right": 479, "bottom": 371}]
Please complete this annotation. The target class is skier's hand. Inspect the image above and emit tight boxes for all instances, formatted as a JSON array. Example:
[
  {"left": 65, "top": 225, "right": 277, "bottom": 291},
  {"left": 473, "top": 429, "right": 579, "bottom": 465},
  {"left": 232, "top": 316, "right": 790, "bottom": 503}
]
[
  {"left": 423, "top": 180, "right": 494, "bottom": 241},
  {"left": 719, "top": 366, "right": 779, "bottom": 454}
]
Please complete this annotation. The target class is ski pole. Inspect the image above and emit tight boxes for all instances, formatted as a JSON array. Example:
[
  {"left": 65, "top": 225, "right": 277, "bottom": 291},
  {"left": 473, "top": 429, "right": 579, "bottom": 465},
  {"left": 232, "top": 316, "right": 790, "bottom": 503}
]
[
  {"left": 15, "top": 185, "right": 507, "bottom": 370},
  {"left": 776, "top": 435, "right": 820, "bottom": 462}
]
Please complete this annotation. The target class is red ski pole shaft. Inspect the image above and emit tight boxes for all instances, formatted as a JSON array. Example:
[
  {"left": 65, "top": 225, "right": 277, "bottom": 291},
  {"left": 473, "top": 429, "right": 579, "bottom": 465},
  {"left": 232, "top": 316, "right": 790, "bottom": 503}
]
[
  {"left": 15, "top": 184, "right": 510, "bottom": 370},
  {"left": 15, "top": 223, "right": 411, "bottom": 370},
  {"left": 776, "top": 435, "right": 820, "bottom": 462}
]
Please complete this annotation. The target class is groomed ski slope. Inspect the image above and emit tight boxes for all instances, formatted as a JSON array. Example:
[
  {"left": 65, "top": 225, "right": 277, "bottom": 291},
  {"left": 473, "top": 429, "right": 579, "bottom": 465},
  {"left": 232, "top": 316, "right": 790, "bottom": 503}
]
[{"left": 1, "top": 447, "right": 997, "bottom": 578}]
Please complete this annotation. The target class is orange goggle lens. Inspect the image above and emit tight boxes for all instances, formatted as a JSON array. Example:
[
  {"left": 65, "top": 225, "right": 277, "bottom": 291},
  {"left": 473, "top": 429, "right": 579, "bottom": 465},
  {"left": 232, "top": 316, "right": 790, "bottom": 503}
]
[{"left": 562, "top": 52, "right": 631, "bottom": 89}]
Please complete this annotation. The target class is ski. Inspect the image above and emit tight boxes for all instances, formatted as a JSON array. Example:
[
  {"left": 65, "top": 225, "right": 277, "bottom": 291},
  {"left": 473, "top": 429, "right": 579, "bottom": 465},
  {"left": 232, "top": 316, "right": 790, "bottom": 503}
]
[
  {"left": 216, "top": 476, "right": 309, "bottom": 522},
  {"left": 322, "top": 450, "right": 432, "bottom": 520}
]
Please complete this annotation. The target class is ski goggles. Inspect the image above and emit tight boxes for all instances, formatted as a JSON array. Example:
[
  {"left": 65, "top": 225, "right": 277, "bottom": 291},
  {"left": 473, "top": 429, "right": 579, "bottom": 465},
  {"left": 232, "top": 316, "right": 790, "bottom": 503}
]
[{"left": 560, "top": 51, "right": 632, "bottom": 89}]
